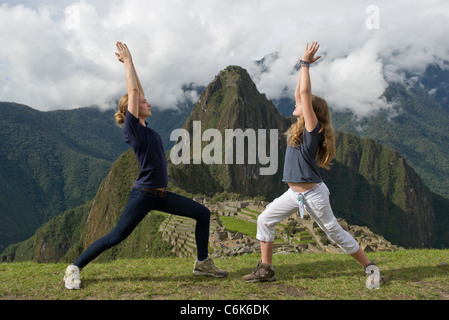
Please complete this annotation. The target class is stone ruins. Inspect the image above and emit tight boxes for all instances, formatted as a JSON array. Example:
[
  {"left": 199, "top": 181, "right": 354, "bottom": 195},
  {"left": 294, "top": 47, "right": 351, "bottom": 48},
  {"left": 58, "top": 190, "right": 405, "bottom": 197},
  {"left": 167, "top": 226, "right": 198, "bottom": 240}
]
[{"left": 158, "top": 197, "right": 402, "bottom": 259}]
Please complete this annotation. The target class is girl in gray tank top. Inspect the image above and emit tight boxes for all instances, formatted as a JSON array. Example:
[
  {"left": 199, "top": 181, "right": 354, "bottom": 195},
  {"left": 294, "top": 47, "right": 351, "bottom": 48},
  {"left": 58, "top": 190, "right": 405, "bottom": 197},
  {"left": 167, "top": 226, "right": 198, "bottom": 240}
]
[{"left": 243, "top": 42, "right": 383, "bottom": 290}]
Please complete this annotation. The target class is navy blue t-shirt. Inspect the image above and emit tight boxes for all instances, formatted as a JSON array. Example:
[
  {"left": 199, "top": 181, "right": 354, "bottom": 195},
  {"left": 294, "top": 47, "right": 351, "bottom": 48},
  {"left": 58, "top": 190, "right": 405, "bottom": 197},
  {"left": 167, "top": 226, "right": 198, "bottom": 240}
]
[
  {"left": 282, "top": 123, "right": 323, "bottom": 183},
  {"left": 123, "top": 111, "right": 168, "bottom": 189}
]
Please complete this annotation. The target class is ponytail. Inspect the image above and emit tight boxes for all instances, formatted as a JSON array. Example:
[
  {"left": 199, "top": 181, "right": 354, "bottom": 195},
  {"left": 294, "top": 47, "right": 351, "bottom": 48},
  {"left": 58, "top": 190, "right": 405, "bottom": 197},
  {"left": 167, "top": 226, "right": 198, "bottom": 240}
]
[{"left": 115, "top": 94, "right": 128, "bottom": 124}]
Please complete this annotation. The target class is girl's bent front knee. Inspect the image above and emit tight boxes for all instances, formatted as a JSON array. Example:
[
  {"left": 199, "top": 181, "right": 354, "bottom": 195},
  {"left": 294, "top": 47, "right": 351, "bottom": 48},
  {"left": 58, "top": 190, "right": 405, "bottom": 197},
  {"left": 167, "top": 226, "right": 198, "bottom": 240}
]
[
  {"left": 256, "top": 213, "right": 276, "bottom": 242},
  {"left": 198, "top": 206, "right": 211, "bottom": 221}
]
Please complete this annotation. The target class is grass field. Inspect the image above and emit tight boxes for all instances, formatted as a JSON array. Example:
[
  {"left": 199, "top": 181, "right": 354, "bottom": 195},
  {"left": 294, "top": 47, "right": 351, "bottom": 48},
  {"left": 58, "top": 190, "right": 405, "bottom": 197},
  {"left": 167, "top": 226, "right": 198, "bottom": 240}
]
[
  {"left": 219, "top": 216, "right": 257, "bottom": 238},
  {"left": 1, "top": 249, "right": 448, "bottom": 302}
]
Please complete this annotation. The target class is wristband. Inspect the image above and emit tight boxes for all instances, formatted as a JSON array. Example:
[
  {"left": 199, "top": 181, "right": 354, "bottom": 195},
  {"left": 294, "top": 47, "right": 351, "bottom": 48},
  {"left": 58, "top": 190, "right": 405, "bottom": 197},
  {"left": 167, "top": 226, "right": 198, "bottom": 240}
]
[{"left": 294, "top": 59, "right": 310, "bottom": 71}]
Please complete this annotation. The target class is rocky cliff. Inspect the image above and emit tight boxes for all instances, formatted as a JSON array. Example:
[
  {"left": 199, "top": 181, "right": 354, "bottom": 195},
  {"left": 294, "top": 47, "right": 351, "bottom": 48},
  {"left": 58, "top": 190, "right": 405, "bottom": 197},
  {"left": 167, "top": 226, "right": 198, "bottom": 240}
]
[{"left": 323, "top": 132, "right": 435, "bottom": 247}]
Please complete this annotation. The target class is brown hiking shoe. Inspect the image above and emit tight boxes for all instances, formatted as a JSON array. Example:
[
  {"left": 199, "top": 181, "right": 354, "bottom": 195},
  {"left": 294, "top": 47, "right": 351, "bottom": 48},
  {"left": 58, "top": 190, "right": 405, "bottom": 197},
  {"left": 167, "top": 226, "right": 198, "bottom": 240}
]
[
  {"left": 242, "top": 262, "right": 276, "bottom": 282},
  {"left": 193, "top": 257, "right": 228, "bottom": 278}
]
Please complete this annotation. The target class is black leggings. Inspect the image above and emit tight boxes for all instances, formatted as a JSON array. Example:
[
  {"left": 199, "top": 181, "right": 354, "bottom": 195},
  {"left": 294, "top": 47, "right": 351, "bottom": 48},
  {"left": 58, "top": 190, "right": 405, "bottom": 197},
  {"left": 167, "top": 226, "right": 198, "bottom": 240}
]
[{"left": 74, "top": 187, "right": 210, "bottom": 268}]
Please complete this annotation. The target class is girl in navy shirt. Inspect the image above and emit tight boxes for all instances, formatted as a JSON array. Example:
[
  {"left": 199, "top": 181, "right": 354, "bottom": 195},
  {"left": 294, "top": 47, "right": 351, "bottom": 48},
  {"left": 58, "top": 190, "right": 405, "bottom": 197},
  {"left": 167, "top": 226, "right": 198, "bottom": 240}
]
[{"left": 64, "top": 42, "right": 227, "bottom": 290}]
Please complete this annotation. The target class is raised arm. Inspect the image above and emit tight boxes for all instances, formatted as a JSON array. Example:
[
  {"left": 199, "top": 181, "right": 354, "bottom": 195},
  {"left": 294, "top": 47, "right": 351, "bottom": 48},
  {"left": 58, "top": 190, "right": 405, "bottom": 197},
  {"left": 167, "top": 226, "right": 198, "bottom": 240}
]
[
  {"left": 115, "top": 42, "right": 144, "bottom": 96},
  {"left": 115, "top": 41, "right": 141, "bottom": 118},
  {"left": 298, "top": 41, "right": 321, "bottom": 132}
]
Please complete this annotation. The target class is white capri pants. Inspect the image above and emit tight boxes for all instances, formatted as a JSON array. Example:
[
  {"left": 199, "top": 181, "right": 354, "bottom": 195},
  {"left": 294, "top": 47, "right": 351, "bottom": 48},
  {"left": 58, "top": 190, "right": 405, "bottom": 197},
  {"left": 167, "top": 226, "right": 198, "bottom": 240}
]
[{"left": 257, "top": 182, "right": 359, "bottom": 254}]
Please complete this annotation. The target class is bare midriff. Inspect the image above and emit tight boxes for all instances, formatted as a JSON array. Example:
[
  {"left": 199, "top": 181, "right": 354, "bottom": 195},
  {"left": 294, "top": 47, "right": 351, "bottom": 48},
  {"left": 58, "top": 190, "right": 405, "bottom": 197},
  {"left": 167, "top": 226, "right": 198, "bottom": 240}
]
[{"left": 287, "top": 182, "right": 318, "bottom": 193}]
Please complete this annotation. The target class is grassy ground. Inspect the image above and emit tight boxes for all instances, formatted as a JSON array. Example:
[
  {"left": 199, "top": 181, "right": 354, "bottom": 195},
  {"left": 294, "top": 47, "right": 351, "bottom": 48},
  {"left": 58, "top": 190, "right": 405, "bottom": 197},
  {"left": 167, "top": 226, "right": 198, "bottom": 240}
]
[
  {"left": 219, "top": 216, "right": 257, "bottom": 238},
  {"left": 1, "top": 249, "right": 448, "bottom": 301}
]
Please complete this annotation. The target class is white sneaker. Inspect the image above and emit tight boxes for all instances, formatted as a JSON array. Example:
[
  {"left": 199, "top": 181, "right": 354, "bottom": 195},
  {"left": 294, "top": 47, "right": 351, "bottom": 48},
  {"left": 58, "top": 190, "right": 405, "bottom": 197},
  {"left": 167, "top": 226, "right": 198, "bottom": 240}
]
[
  {"left": 364, "top": 262, "right": 383, "bottom": 290},
  {"left": 63, "top": 264, "right": 81, "bottom": 290}
]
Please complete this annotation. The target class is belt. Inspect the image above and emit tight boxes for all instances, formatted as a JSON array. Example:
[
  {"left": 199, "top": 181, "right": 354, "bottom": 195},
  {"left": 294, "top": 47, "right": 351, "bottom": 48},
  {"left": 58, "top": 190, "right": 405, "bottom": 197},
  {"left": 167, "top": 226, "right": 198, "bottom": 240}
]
[
  {"left": 142, "top": 188, "right": 168, "bottom": 198},
  {"left": 297, "top": 183, "right": 322, "bottom": 219}
]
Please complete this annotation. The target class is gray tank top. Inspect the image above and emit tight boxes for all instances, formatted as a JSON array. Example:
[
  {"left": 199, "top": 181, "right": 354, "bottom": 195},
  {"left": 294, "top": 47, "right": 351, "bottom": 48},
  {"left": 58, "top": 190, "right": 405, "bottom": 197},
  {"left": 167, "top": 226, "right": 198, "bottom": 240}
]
[{"left": 282, "top": 122, "right": 323, "bottom": 183}]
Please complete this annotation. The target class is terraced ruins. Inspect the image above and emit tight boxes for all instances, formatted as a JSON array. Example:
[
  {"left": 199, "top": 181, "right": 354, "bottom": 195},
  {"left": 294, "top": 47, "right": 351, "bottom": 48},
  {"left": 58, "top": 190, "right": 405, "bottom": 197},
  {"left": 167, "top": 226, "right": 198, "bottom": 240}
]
[{"left": 159, "top": 198, "right": 402, "bottom": 258}]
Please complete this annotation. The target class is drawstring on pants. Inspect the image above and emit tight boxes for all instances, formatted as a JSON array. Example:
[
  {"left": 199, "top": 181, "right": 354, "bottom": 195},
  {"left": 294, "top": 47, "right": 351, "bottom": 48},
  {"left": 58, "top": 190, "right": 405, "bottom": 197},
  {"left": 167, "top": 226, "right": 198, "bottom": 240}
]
[{"left": 296, "top": 183, "right": 322, "bottom": 219}]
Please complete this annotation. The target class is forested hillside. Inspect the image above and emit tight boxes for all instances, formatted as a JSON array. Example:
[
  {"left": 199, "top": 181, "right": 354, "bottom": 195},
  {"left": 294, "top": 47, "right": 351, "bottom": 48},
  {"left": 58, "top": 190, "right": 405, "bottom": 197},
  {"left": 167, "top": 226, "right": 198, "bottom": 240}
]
[{"left": 0, "top": 103, "right": 128, "bottom": 250}]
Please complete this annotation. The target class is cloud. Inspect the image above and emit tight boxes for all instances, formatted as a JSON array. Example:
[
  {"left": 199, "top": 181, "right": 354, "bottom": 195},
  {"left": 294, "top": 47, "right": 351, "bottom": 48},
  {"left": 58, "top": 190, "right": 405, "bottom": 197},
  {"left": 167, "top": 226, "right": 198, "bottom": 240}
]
[
  {"left": 311, "top": 38, "right": 389, "bottom": 117},
  {"left": 0, "top": 2, "right": 120, "bottom": 109},
  {"left": 250, "top": 1, "right": 449, "bottom": 117},
  {"left": 0, "top": 0, "right": 448, "bottom": 117}
]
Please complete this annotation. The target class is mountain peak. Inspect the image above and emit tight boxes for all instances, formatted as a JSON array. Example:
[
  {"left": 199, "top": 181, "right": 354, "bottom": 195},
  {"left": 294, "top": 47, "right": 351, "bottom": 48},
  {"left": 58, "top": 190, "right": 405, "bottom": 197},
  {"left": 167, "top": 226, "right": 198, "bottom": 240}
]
[
  {"left": 215, "top": 65, "right": 255, "bottom": 88},
  {"left": 185, "top": 65, "right": 289, "bottom": 131},
  {"left": 169, "top": 66, "right": 290, "bottom": 199}
]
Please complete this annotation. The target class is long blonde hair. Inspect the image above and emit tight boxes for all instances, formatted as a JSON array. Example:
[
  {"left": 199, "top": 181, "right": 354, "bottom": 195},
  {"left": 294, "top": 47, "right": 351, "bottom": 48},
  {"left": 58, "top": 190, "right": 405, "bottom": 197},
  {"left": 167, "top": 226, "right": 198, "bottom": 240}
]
[
  {"left": 285, "top": 95, "right": 336, "bottom": 169},
  {"left": 115, "top": 94, "right": 128, "bottom": 124}
]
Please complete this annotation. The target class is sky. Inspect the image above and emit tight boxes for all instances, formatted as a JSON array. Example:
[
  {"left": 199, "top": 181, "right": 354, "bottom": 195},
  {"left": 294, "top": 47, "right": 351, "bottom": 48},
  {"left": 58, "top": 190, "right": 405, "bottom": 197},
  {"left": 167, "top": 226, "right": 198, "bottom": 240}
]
[{"left": 1, "top": 0, "right": 448, "bottom": 117}]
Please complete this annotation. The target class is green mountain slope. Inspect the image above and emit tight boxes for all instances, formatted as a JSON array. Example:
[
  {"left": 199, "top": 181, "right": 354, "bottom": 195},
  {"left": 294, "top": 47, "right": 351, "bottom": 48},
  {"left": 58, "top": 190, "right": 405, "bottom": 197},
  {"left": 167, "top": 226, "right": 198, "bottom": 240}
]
[
  {"left": 322, "top": 132, "right": 435, "bottom": 247},
  {"left": 0, "top": 102, "right": 128, "bottom": 250},
  {"left": 332, "top": 83, "right": 449, "bottom": 198},
  {"left": 1, "top": 149, "right": 172, "bottom": 263}
]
